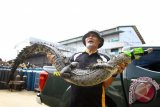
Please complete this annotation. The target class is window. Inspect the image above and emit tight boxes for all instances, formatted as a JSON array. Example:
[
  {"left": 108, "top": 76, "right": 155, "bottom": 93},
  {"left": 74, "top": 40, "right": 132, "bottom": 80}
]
[
  {"left": 111, "top": 48, "right": 119, "bottom": 54},
  {"left": 132, "top": 49, "right": 160, "bottom": 71},
  {"left": 111, "top": 38, "right": 119, "bottom": 42}
]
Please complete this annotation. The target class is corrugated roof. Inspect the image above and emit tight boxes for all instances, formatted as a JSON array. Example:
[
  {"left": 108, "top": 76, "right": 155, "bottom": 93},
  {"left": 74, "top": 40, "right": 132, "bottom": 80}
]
[{"left": 59, "top": 25, "right": 145, "bottom": 45}]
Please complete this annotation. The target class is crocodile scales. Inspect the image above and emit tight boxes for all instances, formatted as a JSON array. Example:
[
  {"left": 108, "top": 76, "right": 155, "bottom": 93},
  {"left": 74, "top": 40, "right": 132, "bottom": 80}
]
[
  {"left": 10, "top": 43, "right": 152, "bottom": 86},
  {"left": 10, "top": 43, "right": 68, "bottom": 82}
]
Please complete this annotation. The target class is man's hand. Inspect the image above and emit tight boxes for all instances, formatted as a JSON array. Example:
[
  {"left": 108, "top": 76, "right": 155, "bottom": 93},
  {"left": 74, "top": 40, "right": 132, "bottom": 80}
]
[
  {"left": 112, "top": 62, "right": 128, "bottom": 77},
  {"left": 47, "top": 52, "right": 55, "bottom": 64},
  {"left": 117, "top": 62, "right": 128, "bottom": 74},
  {"left": 60, "top": 62, "right": 79, "bottom": 78}
]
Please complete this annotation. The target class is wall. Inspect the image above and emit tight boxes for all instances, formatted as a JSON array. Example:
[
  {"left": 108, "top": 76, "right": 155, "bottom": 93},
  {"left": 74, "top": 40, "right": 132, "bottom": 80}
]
[{"left": 119, "top": 27, "right": 142, "bottom": 46}]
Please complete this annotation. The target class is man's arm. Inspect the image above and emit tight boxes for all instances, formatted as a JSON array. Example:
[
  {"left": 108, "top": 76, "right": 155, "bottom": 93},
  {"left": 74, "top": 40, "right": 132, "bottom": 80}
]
[{"left": 103, "top": 62, "right": 128, "bottom": 88}]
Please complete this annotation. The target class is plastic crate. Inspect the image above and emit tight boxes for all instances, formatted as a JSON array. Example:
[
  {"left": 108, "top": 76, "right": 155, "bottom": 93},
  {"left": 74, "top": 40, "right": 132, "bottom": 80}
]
[{"left": 34, "top": 72, "right": 41, "bottom": 92}]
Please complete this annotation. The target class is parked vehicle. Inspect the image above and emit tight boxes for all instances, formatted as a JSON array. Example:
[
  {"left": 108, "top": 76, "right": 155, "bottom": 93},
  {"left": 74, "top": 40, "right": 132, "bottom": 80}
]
[
  {"left": 43, "top": 66, "right": 56, "bottom": 73},
  {"left": 37, "top": 45, "right": 160, "bottom": 107}
]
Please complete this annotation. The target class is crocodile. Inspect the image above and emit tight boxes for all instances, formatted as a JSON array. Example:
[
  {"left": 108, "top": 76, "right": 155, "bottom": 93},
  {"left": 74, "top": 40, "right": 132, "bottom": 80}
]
[
  {"left": 51, "top": 46, "right": 152, "bottom": 86},
  {"left": 9, "top": 43, "right": 69, "bottom": 82},
  {"left": 10, "top": 42, "right": 152, "bottom": 86}
]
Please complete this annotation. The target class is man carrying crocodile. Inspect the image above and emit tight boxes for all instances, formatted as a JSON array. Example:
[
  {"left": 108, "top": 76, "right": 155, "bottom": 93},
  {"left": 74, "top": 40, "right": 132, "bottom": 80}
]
[
  {"left": 47, "top": 30, "right": 152, "bottom": 107},
  {"left": 8, "top": 26, "right": 152, "bottom": 107},
  {"left": 50, "top": 30, "right": 127, "bottom": 107}
]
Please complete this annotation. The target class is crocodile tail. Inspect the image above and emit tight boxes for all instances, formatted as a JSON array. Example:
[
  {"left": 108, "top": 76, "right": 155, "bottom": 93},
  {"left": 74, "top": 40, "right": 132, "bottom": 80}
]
[{"left": 9, "top": 43, "right": 68, "bottom": 82}]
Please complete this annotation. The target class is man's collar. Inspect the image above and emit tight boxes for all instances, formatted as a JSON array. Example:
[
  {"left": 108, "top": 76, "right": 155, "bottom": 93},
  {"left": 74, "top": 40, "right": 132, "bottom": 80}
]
[{"left": 85, "top": 49, "right": 98, "bottom": 55}]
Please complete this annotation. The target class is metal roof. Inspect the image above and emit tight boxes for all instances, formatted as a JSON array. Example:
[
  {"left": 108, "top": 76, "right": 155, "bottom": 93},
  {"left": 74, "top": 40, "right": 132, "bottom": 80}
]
[{"left": 59, "top": 25, "right": 145, "bottom": 45}]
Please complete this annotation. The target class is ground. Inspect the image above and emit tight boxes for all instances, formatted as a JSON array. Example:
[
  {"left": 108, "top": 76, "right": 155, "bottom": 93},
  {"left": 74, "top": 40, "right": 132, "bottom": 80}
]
[{"left": 0, "top": 89, "right": 48, "bottom": 107}]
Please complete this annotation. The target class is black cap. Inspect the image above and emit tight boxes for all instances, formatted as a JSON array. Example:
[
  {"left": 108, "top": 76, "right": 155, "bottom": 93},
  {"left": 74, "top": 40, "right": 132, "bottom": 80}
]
[{"left": 82, "top": 30, "right": 104, "bottom": 48}]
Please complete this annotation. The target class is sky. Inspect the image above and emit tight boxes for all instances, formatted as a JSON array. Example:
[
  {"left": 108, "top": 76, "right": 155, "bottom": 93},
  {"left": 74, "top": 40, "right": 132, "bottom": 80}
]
[{"left": 0, "top": 0, "right": 160, "bottom": 61}]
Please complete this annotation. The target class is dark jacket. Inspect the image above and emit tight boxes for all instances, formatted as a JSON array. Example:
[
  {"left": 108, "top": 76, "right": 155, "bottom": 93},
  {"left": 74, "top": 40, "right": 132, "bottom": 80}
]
[{"left": 68, "top": 51, "right": 110, "bottom": 107}]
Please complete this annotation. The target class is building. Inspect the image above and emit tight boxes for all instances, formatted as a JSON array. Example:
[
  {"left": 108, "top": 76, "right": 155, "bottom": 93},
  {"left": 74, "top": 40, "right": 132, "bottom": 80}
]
[{"left": 59, "top": 25, "right": 145, "bottom": 56}]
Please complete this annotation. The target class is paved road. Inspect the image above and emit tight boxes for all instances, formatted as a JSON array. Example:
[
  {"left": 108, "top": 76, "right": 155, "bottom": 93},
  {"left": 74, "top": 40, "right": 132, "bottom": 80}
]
[{"left": 0, "top": 89, "right": 48, "bottom": 107}]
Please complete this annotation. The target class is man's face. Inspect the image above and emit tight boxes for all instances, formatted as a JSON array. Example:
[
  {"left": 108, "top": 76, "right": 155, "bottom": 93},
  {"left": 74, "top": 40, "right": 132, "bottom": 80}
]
[{"left": 85, "top": 33, "right": 101, "bottom": 49}]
